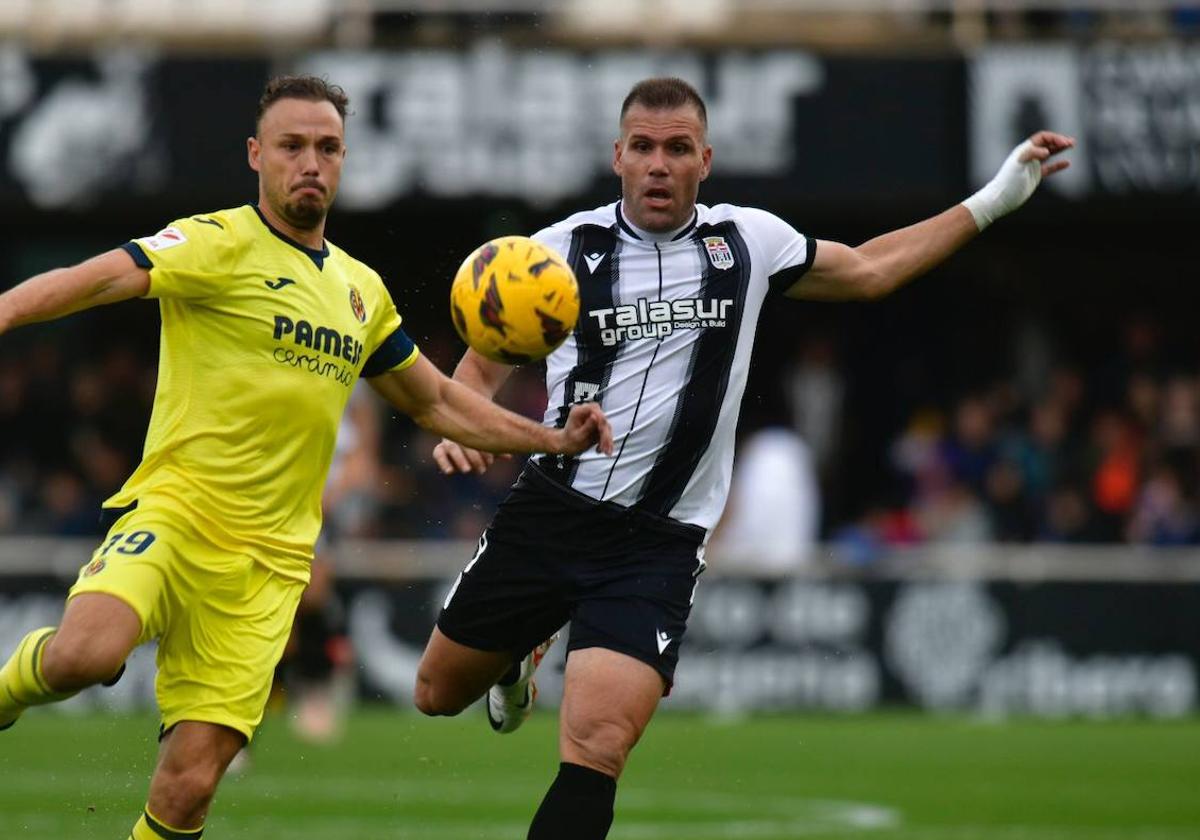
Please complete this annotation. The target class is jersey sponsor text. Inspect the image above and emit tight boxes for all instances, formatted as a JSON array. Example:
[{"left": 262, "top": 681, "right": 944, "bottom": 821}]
[
  {"left": 272, "top": 315, "right": 364, "bottom": 365},
  {"left": 588, "top": 297, "right": 734, "bottom": 346}
]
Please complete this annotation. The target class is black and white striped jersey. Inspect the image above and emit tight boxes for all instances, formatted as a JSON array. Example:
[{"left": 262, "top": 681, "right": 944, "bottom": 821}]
[{"left": 531, "top": 201, "right": 815, "bottom": 532}]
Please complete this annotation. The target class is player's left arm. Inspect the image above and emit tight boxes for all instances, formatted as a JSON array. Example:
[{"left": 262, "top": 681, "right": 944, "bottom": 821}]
[
  {"left": 367, "top": 354, "right": 614, "bottom": 457},
  {"left": 785, "top": 131, "right": 1074, "bottom": 302}
]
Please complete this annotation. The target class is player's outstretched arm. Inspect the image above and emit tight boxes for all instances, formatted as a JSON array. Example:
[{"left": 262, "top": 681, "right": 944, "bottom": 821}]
[
  {"left": 368, "top": 354, "right": 613, "bottom": 461},
  {"left": 432, "top": 349, "right": 518, "bottom": 474},
  {"left": 786, "top": 131, "right": 1075, "bottom": 302},
  {"left": 0, "top": 249, "right": 150, "bottom": 336}
]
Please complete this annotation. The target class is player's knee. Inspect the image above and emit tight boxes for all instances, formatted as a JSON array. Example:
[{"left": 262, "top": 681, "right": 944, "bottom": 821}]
[
  {"left": 39, "top": 635, "right": 124, "bottom": 692},
  {"left": 562, "top": 716, "right": 637, "bottom": 779},
  {"left": 413, "top": 675, "right": 468, "bottom": 717},
  {"left": 152, "top": 763, "right": 222, "bottom": 826}
]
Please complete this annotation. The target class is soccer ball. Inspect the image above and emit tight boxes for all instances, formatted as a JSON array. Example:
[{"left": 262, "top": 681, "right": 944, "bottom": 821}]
[{"left": 450, "top": 236, "right": 580, "bottom": 364}]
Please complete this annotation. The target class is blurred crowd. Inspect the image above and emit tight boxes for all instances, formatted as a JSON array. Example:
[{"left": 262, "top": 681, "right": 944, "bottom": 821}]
[
  {"left": 816, "top": 315, "right": 1200, "bottom": 559},
  {"left": 2, "top": 314, "right": 1199, "bottom": 552},
  {"left": 0, "top": 330, "right": 538, "bottom": 542}
]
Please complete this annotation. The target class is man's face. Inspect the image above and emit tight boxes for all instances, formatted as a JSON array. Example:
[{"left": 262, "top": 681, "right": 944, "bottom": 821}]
[
  {"left": 613, "top": 104, "right": 712, "bottom": 233},
  {"left": 248, "top": 98, "right": 345, "bottom": 230}
]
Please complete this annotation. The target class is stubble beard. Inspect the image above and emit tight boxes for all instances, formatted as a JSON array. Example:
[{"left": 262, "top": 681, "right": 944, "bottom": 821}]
[{"left": 281, "top": 196, "right": 327, "bottom": 231}]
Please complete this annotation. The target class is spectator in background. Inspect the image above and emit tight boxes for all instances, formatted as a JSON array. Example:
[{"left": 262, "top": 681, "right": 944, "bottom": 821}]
[
  {"left": 714, "top": 423, "right": 820, "bottom": 572},
  {"left": 1128, "top": 461, "right": 1200, "bottom": 546},
  {"left": 1038, "top": 482, "right": 1098, "bottom": 542},
  {"left": 784, "top": 334, "right": 844, "bottom": 477},
  {"left": 940, "top": 394, "right": 1000, "bottom": 496},
  {"left": 917, "top": 479, "right": 993, "bottom": 543},
  {"left": 983, "top": 456, "right": 1035, "bottom": 542},
  {"left": 1088, "top": 409, "right": 1141, "bottom": 541},
  {"left": 1160, "top": 374, "right": 1200, "bottom": 449}
]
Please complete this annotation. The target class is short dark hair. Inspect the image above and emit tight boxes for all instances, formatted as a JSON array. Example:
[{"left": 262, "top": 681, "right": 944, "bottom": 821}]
[
  {"left": 256, "top": 75, "right": 350, "bottom": 129},
  {"left": 620, "top": 77, "right": 707, "bottom": 128}
]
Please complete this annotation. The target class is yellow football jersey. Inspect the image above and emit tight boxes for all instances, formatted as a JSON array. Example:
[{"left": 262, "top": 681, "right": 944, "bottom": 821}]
[{"left": 107, "top": 204, "right": 418, "bottom": 581}]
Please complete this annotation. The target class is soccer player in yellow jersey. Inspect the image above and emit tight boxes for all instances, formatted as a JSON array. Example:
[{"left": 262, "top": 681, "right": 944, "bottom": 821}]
[{"left": 0, "top": 75, "right": 613, "bottom": 840}]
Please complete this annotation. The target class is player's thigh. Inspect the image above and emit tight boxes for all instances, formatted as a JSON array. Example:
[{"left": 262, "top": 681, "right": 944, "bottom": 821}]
[
  {"left": 46, "top": 593, "right": 141, "bottom": 682},
  {"left": 567, "top": 534, "right": 704, "bottom": 691},
  {"left": 437, "top": 527, "right": 570, "bottom": 660},
  {"left": 156, "top": 553, "right": 304, "bottom": 742},
  {"left": 559, "top": 647, "right": 664, "bottom": 778},
  {"left": 66, "top": 508, "right": 184, "bottom": 646}
]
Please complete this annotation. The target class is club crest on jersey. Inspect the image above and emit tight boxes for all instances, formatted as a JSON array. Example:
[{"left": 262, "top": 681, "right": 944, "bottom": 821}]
[
  {"left": 348, "top": 286, "right": 367, "bottom": 323},
  {"left": 703, "top": 236, "right": 734, "bottom": 270},
  {"left": 82, "top": 557, "right": 106, "bottom": 577}
]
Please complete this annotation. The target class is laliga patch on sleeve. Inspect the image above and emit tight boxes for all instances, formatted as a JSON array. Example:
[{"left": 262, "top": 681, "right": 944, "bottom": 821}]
[{"left": 139, "top": 226, "right": 189, "bottom": 252}]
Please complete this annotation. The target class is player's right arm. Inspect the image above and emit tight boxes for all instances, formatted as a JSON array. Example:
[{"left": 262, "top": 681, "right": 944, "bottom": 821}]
[
  {"left": 0, "top": 249, "right": 149, "bottom": 336},
  {"left": 369, "top": 352, "right": 610, "bottom": 460},
  {"left": 431, "top": 348, "right": 517, "bottom": 474}
]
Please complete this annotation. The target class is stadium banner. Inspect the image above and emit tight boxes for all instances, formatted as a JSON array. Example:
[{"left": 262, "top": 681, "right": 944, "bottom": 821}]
[
  {"left": 2, "top": 572, "right": 1195, "bottom": 718},
  {"left": 969, "top": 42, "right": 1200, "bottom": 199},
  {"left": 0, "top": 43, "right": 964, "bottom": 211},
  {"left": 4, "top": 42, "right": 1193, "bottom": 213}
]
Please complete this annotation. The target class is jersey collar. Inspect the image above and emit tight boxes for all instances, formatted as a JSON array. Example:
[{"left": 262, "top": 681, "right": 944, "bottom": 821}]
[
  {"left": 250, "top": 204, "right": 331, "bottom": 270},
  {"left": 615, "top": 201, "right": 698, "bottom": 244}
]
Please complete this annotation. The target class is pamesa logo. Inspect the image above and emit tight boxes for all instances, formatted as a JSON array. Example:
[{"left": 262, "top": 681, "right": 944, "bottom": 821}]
[{"left": 270, "top": 315, "right": 362, "bottom": 387}]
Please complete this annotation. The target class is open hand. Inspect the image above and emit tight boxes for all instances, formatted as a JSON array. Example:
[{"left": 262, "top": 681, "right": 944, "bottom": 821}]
[
  {"left": 1018, "top": 130, "right": 1075, "bottom": 179},
  {"left": 432, "top": 439, "right": 510, "bottom": 475}
]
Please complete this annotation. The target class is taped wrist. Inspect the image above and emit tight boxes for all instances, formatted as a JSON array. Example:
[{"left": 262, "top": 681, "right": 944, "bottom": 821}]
[{"left": 962, "top": 139, "right": 1042, "bottom": 231}]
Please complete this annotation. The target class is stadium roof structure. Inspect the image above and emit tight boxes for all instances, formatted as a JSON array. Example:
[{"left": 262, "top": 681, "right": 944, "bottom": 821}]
[{"left": 0, "top": 0, "right": 1191, "bottom": 52}]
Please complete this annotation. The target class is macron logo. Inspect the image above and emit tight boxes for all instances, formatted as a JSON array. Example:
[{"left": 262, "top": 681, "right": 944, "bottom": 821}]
[
  {"left": 656, "top": 629, "right": 673, "bottom": 655},
  {"left": 583, "top": 252, "right": 606, "bottom": 274}
]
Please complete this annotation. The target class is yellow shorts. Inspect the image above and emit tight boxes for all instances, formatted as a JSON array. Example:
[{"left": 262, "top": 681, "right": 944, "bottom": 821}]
[{"left": 68, "top": 505, "right": 306, "bottom": 742}]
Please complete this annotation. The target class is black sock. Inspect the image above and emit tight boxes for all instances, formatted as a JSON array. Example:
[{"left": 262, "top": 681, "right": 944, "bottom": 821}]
[{"left": 527, "top": 762, "right": 617, "bottom": 840}]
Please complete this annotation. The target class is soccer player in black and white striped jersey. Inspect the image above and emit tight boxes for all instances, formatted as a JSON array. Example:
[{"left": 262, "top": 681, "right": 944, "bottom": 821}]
[{"left": 414, "top": 77, "right": 1073, "bottom": 840}]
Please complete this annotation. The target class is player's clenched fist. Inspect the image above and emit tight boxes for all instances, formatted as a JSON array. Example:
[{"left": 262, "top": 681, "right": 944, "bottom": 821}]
[{"left": 558, "top": 402, "right": 614, "bottom": 457}]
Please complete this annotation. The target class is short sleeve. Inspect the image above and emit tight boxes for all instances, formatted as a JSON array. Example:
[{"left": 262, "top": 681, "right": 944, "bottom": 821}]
[
  {"left": 359, "top": 272, "right": 420, "bottom": 378},
  {"left": 741, "top": 208, "right": 817, "bottom": 295},
  {"left": 531, "top": 224, "right": 574, "bottom": 265},
  {"left": 127, "top": 214, "right": 237, "bottom": 301}
]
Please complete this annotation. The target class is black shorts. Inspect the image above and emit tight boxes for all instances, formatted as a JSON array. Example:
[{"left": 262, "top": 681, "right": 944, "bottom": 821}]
[{"left": 437, "top": 463, "right": 707, "bottom": 686}]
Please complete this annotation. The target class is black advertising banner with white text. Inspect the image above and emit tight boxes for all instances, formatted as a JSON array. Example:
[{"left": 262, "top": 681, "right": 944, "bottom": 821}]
[
  {"left": 5, "top": 42, "right": 1198, "bottom": 218},
  {"left": 2, "top": 573, "right": 1195, "bottom": 717},
  {"left": 0, "top": 45, "right": 964, "bottom": 214}
]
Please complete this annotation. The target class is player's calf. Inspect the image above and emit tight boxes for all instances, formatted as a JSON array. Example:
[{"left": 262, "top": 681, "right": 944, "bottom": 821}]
[
  {"left": 140, "top": 721, "right": 245, "bottom": 834},
  {"left": 527, "top": 762, "right": 617, "bottom": 840}
]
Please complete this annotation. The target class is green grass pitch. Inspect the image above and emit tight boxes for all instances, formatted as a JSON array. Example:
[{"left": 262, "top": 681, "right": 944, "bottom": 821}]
[{"left": 1, "top": 709, "right": 1197, "bottom": 839}]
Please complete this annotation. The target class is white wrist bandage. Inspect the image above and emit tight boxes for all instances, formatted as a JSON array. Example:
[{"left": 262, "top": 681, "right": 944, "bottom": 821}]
[{"left": 962, "top": 139, "right": 1042, "bottom": 231}]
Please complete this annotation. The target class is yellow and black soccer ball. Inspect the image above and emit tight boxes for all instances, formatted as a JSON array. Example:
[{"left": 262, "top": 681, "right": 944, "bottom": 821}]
[{"left": 450, "top": 236, "right": 580, "bottom": 364}]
